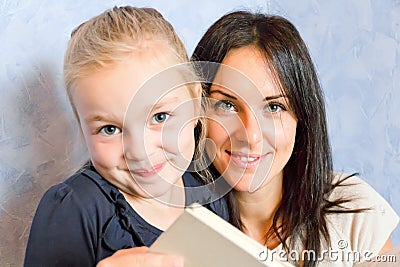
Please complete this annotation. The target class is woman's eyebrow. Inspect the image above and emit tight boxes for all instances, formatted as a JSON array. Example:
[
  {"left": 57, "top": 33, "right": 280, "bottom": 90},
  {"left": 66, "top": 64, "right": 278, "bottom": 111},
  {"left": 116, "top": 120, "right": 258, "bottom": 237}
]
[
  {"left": 264, "top": 94, "right": 285, "bottom": 101},
  {"left": 210, "top": 89, "right": 286, "bottom": 102},
  {"left": 208, "top": 89, "right": 238, "bottom": 100}
]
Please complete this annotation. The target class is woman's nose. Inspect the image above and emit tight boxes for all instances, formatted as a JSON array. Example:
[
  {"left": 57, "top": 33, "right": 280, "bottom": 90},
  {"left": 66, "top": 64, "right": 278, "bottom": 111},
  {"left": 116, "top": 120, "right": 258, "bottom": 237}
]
[{"left": 233, "top": 111, "right": 263, "bottom": 147}]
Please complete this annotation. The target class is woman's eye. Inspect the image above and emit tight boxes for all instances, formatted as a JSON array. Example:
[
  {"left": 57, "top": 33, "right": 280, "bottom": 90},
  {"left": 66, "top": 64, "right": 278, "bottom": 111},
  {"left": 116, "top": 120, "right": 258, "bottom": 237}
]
[
  {"left": 99, "top": 125, "right": 121, "bottom": 135},
  {"left": 214, "top": 100, "right": 237, "bottom": 112},
  {"left": 265, "top": 103, "right": 285, "bottom": 113},
  {"left": 151, "top": 112, "right": 170, "bottom": 124}
]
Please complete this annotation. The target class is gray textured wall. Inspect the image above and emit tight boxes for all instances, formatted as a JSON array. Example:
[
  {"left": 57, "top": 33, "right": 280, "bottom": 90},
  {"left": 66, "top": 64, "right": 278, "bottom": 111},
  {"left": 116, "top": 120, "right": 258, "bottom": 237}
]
[{"left": 1, "top": 0, "right": 399, "bottom": 266}]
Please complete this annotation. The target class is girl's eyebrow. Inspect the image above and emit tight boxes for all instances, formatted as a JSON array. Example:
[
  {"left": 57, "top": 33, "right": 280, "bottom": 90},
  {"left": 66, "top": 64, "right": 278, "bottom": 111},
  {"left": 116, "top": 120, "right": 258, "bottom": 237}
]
[
  {"left": 85, "top": 114, "right": 119, "bottom": 124},
  {"left": 151, "top": 96, "right": 180, "bottom": 110},
  {"left": 85, "top": 114, "right": 105, "bottom": 123}
]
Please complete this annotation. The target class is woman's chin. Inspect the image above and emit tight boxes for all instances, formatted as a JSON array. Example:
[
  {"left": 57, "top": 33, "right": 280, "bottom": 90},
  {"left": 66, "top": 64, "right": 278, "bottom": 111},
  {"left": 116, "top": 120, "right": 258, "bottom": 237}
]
[{"left": 226, "top": 176, "right": 256, "bottom": 192}]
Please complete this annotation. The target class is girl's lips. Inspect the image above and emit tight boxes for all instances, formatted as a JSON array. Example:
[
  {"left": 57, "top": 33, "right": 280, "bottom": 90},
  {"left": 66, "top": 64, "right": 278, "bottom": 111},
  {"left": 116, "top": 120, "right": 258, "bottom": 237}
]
[
  {"left": 130, "top": 163, "right": 165, "bottom": 178},
  {"left": 227, "top": 151, "right": 264, "bottom": 168}
]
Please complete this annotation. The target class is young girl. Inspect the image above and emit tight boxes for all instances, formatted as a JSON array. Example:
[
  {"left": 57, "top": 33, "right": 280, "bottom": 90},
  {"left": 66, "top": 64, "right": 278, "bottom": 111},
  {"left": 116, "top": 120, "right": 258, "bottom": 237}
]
[
  {"left": 191, "top": 11, "right": 399, "bottom": 266},
  {"left": 24, "top": 6, "right": 227, "bottom": 267}
]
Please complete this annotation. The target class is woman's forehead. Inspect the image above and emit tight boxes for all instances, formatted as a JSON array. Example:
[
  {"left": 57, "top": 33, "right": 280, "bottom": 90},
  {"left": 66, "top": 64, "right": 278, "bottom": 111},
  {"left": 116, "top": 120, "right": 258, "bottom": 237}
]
[{"left": 212, "top": 60, "right": 281, "bottom": 103}]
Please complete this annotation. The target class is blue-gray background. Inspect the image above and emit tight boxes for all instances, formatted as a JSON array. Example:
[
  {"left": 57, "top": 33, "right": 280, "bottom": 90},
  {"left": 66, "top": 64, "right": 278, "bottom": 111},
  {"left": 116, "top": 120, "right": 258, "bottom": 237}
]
[{"left": 0, "top": 0, "right": 399, "bottom": 265}]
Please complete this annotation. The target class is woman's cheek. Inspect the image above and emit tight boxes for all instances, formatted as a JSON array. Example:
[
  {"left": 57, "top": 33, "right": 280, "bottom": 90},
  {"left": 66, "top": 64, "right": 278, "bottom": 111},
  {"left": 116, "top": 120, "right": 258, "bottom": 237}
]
[
  {"left": 207, "top": 120, "right": 227, "bottom": 149},
  {"left": 274, "top": 120, "right": 297, "bottom": 161}
]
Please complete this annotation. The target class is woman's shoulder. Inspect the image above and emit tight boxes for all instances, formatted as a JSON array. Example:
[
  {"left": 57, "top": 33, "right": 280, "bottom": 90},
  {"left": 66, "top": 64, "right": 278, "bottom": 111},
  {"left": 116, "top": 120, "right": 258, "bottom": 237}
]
[
  {"left": 329, "top": 173, "right": 395, "bottom": 211},
  {"left": 326, "top": 173, "right": 399, "bottom": 261},
  {"left": 328, "top": 172, "right": 398, "bottom": 219}
]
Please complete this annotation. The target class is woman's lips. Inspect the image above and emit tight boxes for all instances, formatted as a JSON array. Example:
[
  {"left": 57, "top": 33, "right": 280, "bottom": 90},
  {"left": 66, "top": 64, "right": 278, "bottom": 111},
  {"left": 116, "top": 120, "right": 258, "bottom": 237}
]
[{"left": 227, "top": 151, "right": 264, "bottom": 168}]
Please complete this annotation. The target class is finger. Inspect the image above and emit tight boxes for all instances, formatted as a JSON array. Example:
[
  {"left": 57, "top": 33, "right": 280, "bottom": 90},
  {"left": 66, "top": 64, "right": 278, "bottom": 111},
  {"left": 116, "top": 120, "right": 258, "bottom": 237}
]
[
  {"left": 112, "top": 246, "right": 149, "bottom": 256},
  {"left": 96, "top": 249, "right": 184, "bottom": 267},
  {"left": 138, "top": 253, "right": 184, "bottom": 267}
]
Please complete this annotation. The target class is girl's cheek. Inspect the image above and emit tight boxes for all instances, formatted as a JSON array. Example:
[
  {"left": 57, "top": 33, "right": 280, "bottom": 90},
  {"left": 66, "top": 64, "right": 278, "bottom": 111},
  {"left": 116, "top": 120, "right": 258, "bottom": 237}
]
[
  {"left": 89, "top": 139, "right": 123, "bottom": 167},
  {"left": 177, "top": 124, "right": 196, "bottom": 161}
]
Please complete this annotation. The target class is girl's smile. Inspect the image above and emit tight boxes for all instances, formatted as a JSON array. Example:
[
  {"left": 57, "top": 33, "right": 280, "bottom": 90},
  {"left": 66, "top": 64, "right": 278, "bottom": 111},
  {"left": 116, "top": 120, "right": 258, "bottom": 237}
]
[{"left": 72, "top": 51, "right": 200, "bottom": 200}]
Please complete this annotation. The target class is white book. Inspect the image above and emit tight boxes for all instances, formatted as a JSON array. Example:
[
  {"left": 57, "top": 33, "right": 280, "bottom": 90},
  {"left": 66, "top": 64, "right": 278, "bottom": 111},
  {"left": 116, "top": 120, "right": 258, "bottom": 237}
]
[{"left": 150, "top": 203, "right": 293, "bottom": 267}]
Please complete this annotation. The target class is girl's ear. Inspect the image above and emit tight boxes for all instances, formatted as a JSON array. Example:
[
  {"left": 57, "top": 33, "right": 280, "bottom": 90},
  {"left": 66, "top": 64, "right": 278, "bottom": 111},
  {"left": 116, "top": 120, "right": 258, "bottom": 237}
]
[
  {"left": 192, "top": 83, "right": 203, "bottom": 128},
  {"left": 193, "top": 82, "right": 202, "bottom": 99}
]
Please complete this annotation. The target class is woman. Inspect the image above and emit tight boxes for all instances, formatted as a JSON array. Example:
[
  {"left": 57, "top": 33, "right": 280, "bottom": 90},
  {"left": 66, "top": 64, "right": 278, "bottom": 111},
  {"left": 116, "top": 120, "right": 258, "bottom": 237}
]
[
  {"left": 97, "top": 11, "right": 399, "bottom": 267},
  {"left": 191, "top": 11, "right": 398, "bottom": 266}
]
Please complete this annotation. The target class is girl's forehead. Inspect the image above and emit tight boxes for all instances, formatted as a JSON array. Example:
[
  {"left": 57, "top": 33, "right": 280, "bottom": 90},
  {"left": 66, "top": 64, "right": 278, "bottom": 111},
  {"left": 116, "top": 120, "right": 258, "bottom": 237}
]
[
  {"left": 72, "top": 57, "right": 197, "bottom": 121},
  {"left": 143, "top": 86, "right": 195, "bottom": 111}
]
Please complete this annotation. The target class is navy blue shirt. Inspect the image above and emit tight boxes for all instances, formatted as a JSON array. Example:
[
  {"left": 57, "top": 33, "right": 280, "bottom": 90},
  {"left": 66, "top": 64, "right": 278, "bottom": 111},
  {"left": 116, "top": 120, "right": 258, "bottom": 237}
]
[{"left": 24, "top": 164, "right": 228, "bottom": 267}]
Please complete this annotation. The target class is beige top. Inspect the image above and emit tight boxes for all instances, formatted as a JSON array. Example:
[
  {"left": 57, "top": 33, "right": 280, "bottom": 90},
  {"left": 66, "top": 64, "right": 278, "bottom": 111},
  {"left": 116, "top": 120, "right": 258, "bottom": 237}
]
[{"left": 270, "top": 175, "right": 399, "bottom": 267}]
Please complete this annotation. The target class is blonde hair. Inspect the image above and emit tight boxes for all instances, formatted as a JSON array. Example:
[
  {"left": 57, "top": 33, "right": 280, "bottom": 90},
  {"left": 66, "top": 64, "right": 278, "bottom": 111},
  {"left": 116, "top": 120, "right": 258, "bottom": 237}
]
[
  {"left": 64, "top": 6, "right": 212, "bottom": 183},
  {"left": 64, "top": 6, "right": 188, "bottom": 99}
]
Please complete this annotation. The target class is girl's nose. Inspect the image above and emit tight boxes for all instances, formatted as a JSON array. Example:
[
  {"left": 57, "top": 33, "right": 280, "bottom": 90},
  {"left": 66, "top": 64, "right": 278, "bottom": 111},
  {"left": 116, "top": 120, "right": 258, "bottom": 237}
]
[{"left": 123, "top": 128, "right": 149, "bottom": 162}]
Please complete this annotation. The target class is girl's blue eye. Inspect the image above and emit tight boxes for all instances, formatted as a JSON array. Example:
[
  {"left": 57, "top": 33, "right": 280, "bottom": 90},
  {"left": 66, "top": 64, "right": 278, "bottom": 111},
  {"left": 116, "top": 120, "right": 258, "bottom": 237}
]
[
  {"left": 99, "top": 125, "right": 121, "bottom": 135},
  {"left": 151, "top": 112, "right": 170, "bottom": 124},
  {"left": 214, "top": 100, "right": 237, "bottom": 112}
]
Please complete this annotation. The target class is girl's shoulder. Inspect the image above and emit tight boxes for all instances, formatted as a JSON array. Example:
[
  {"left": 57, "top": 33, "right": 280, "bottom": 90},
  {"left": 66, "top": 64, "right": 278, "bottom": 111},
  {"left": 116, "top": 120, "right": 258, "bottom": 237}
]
[
  {"left": 34, "top": 163, "right": 120, "bottom": 226},
  {"left": 42, "top": 163, "right": 114, "bottom": 205}
]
